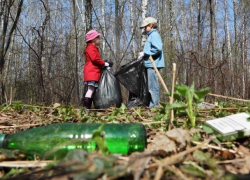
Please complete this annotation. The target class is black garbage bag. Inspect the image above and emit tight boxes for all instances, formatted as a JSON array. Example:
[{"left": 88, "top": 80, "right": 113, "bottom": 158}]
[
  {"left": 126, "top": 97, "right": 142, "bottom": 109},
  {"left": 115, "top": 59, "right": 150, "bottom": 107},
  {"left": 93, "top": 69, "right": 122, "bottom": 109}
]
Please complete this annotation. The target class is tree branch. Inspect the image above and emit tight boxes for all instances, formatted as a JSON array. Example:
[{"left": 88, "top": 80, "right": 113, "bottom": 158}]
[{"left": 4, "top": 0, "right": 24, "bottom": 58}]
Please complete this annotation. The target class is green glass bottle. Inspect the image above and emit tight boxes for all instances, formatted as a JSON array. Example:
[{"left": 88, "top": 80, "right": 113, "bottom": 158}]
[{"left": 0, "top": 123, "right": 146, "bottom": 159}]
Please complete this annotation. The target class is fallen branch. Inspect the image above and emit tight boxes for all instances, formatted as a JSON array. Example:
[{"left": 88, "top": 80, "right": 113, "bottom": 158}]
[
  {"left": 18, "top": 104, "right": 113, "bottom": 112},
  {"left": 183, "top": 161, "right": 207, "bottom": 174},
  {"left": 132, "top": 108, "right": 145, "bottom": 121},
  {"left": 147, "top": 139, "right": 211, "bottom": 169},
  {"left": 192, "top": 141, "right": 243, "bottom": 156},
  {"left": 198, "top": 107, "right": 248, "bottom": 113},
  {"left": 208, "top": 93, "right": 250, "bottom": 103},
  {"left": 217, "top": 158, "right": 246, "bottom": 164},
  {"left": 141, "top": 121, "right": 166, "bottom": 125},
  {"left": 0, "top": 123, "right": 44, "bottom": 129},
  {"left": 0, "top": 160, "right": 53, "bottom": 168},
  {"left": 153, "top": 159, "right": 164, "bottom": 180}
]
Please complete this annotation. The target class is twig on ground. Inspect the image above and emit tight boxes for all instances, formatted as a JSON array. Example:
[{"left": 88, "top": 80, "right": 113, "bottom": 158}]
[
  {"left": 0, "top": 123, "right": 44, "bottom": 129},
  {"left": 217, "top": 158, "right": 246, "bottom": 164},
  {"left": 183, "top": 161, "right": 207, "bottom": 174},
  {"left": 166, "top": 165, "right": 192, "bottom": 180},
  {"left": 0, "top": 160, "right": 53, "bottom": 168},
  {"left": 198, "top": 107, "right": 248, "bottom": 113},
  {"left": 132, "top": 108, "right": 145, "bottom": 121},
  {"left": 147, "top": 139, "right": 212, "bottom": 169},
  {"left": 208, "top": 93, "right": 250, "bottom": 103},
  {"left": 153, "top": 159, "right": 164, "bottom": 180},
  {"left": 141, "top": 121, "right": 166, "bottom": 125},
  {"left": 192, "top": 141, "right": 243, "bottom": 156}
]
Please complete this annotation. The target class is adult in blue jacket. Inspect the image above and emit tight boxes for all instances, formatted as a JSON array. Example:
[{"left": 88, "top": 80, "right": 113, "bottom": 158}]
[{"left": 138, "top": 17, "right": 165, "bottom": 107}]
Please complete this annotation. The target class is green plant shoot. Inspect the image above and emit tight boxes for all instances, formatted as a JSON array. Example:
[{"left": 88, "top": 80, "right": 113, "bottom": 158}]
[{"left": 163, "top": 83, "right": 211, "bottom": 127}]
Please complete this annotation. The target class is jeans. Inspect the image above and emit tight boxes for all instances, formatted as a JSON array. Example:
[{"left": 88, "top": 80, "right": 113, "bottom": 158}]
[{"left": 147, "top": 68, "right": 159, "bottom": 107}]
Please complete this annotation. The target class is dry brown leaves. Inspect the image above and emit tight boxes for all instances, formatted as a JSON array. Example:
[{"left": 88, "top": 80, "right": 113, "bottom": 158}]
[
  {"left": 0, "top": 111, "right": 47, "bottom": 134},
  {"left": 148, "top": 128, "right": 191, "bottom": 156}
]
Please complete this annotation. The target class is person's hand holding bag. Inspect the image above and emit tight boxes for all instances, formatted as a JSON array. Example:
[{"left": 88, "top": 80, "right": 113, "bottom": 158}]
[
  {"left": 104, "top": 61, "right": 113, "bottom": 70},
  {"left": 137, "top": 52, "right": 144, "bottom": 61},
  {"left": 104, "top": 60, "right": 114, "bottom": 68}
]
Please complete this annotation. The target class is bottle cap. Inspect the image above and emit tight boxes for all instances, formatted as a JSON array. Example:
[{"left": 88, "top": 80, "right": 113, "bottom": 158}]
[{"left": 0, "top": 134, "right": 6, "bottom": 148}]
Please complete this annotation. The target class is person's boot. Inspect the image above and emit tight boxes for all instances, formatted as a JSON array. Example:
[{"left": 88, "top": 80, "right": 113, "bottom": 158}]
[{"left": 83, "top": 97, "right": 92, "bottom": 109}]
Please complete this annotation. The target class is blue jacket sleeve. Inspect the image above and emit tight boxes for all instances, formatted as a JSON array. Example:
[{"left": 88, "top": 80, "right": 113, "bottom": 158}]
[{"left": 143, "top": 32, "right": 163, "bottom": 56}]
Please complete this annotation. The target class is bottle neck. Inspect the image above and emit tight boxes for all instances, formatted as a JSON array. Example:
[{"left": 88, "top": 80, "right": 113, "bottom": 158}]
[{"left": 0, "top": 134, "right": 6, "bottom": 148}]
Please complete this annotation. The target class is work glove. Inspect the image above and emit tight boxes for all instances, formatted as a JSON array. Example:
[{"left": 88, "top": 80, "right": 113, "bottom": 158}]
[
  {"left": 104, "top": 62, "right": 110, "bottom": 67},
  {"left": 137, "top": 52, "right": 144, "bottom": 61},
  {"left": 105, "top": 60, "right": 114, "bottom": 67},
  {"left": 104, "top": 61, "right": 113, "bottom": 70}
]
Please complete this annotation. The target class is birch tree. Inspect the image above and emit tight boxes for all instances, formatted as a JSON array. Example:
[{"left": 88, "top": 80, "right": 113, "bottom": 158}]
[
  {"left": 141, "top": 0, "right": 148, "bottom": 47},
  {"left": 101, "top": 0, "right": 106, "bottom": 54},
  {"left": 76, "top": 0, "right": 85, "bottom": 25}
]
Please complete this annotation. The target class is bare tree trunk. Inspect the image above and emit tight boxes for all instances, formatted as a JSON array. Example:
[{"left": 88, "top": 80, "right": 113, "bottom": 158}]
[
  {"left": 35, "top": 0, "right": 50, "bottom": 102},
  {"left": 196, "top": 0, "right": 203, "bottom": 88},
  {"left": 4, "top": 30, "right": 15, "bottom": 87},
  {"left": 180, "top": 1, "right": 187, "bottom": 84},
  {"left": 241, "top": 6, "right": 246, "bottom": 98},
  {"left": 168, "top": 0, "right": 174, "bottom": 48},
  {"left": 209, "top": 0, "right": 216, "bottom": 63},
  {"left": 115, "top": 0, "right": 120, "bottom": 61},
  {"left": 156, "top": 0, "right": 161, "bottom": 30},
  {"left": 85, "top": 0, "right": 92, "bottom": 32},
  {"left": 76, "top": 0, "right": 85, "bottom": 25},
  {"left": 186, "top": 0, "right": 192, "bottom": 51},
  {"left": 224, "top": 0, "right": 233, "bottom": 95},
  {"left": 72, "top": 0, "right": 79, "bottom": 103},
  {"left": 207, "top": 0, "right": 216, "bottom": 95},
  {"left": 197, "top": 0, "right": 202, "bottom": 62},
  {"left": 233, "top": 0, "right": 238, "bottom": 55},
  {"left": 180, "top": 1, "right": 186, "bottom": 50},
  {"left": 114, "top": 0, "right": 125, "bottom": 62},
  {"left": 224, "top": 0, "right": 232, "bottom": 69},
  {"left": 129, "top": 0, "right": 135, "bottom": 58}
]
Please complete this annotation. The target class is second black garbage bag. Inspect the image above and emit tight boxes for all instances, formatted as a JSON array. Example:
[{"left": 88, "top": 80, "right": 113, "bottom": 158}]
[
  {"left": 115, "top": 59, "right": 150, "bottom": 107},
  {"left": 93, "top": 69, "right": 122, "bottom": 109}
]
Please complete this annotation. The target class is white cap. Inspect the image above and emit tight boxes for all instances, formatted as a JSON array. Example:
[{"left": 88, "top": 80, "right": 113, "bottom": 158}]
[{"left": 140, "top": 17, "right": 157, "bottom": 29}]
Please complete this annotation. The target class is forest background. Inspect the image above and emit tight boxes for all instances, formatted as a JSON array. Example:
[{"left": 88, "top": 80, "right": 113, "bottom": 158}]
[{"left": 0, "top": 0, "right": 249, "bottom": 105}]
